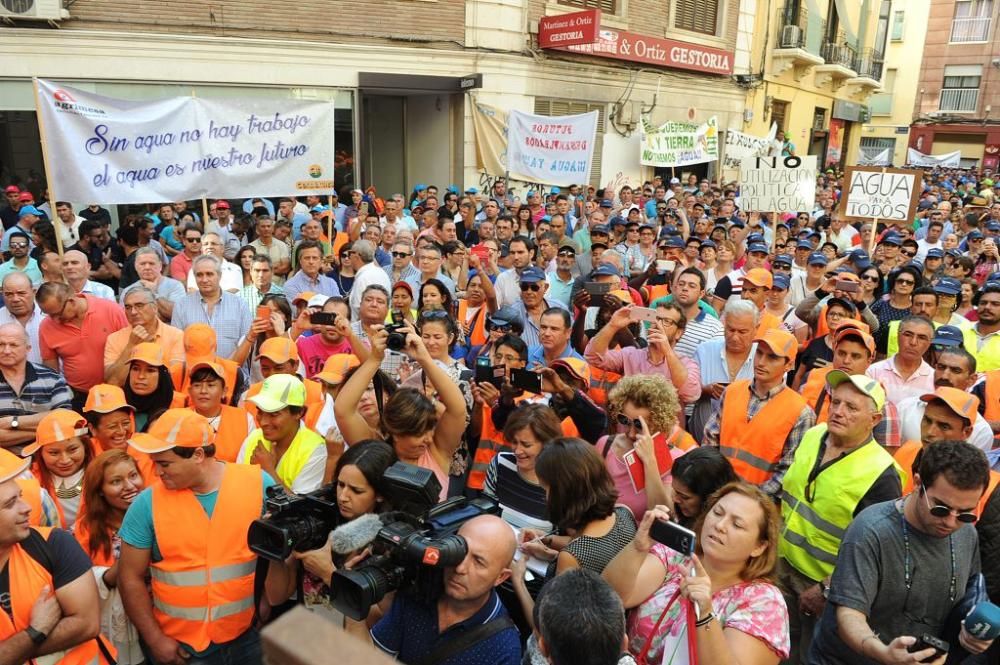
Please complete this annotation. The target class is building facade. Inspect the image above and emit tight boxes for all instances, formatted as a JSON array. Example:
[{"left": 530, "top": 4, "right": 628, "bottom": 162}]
[
  {"left": 859, "top": 0, "right": 931, "bottom": 167},
  {"left": 909, "top": 0, "right": 1000, "bottom": 169},
  {"left": 744, "top": 0, "right": 885, "bottom": 170},
  {"left": 0, "top": 0, "right": 755, "bottom": 208}
]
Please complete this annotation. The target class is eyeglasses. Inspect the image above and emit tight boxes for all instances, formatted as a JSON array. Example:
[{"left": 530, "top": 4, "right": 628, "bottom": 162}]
[
  {"left": 861, "top": 274, "right": 880, "bottom": 282},
  {"left": 519, "top": 282, "right": 542, "bottom": 292},
  {"left": 615, "top": 413, "right": 643, "bottom": 430},
  {"left": 420, "top": 309, "right": 450, "bottom": 320},
  {"left": 392, "top": 251, "right": 411, "bottom": 258},
  {"left": 657, "top": 317, "right": 681, "bottom": 328},
  {"left": 557, "top": 250, "right": 576, "bottom": 257},
  {"left": 901, "top": 250, "right": 916, "bottom": 258},
  {"left": 895, "top": 278, "right": 916, "bottom": 286},
  {"left": 773, "top": 263, "right": 791, "bottom": 270},
  {"left": 921, "top": 484, "right": 978, "bottom": 523},
  {"left": 8, "top": 243, "right": 27, "bottom": 249},
  {"left": 185, "top": 237, "right": 202, "bottom": 243}
]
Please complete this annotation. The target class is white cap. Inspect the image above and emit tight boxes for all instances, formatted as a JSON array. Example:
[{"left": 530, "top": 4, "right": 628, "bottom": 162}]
[
  {"left": 670, "top": 177, "right": 681, "bottom": 184},
  {"left": 307, "top": 294, "right": 329, "bottom": 308}
]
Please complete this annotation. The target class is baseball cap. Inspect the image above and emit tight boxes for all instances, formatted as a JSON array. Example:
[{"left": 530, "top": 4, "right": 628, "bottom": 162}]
[
  {"left": 310, "top": 204, "right": 330, "bottom": 213},
  {"left": 931, "top": 325, "right": 965, "bottom": 347},
  {"left": 663, "top": 236, "right": 685, "bottom": 249},
  {"left": 591, "top": 225, "right": 610, "bottom": 236},
  {"left": 747, "top": 242, "right": 770, "bottom": 255},
  {"left": 610, "top": 217, "right": 627, "bottom": 228},
  {"left": 987, "top": 221, "right": 1000, "bottom": 232},
  {"left": 315, "top": 354, "right": 362, "bottom": 386},
  {"left": 519, "top": 266, "right": 546, "bottom": 283},
  {"left": 292, "top": 291, "right": 316, "bottom": 305},
  {"left": 946, "top": 248, "right": 963, "bottom": 259},
  {"left": 742, "top": 268, "right": 773, "bottom": 288},
  {"left": 700, "top": 240, "right": 717, "bottom": 250},
  {"left": 772, "top": 254, "right": 793, "bottom": 267},
  {"left": 920, "top": 387, "right": 979, "bottom": 424},
  {"left": 850, "top": 249, "right": 872, "bottom": 269},
  {"left": 16, "top": 192, "right": 33, "bottom": 203},
  {"left": 592, "top": 264, "right": 621, "bottom": 278},
  {"left": 183, "top": 323, "right": 217, "bottom": 358},
  {"left": 590, "top": 240, "right": 609, "bottom": 250},
  {"left": 216, "top": 200, "right": 231, "bottom": 210},
  {"left": 0, "top": 448, "right": 29, "bottom": 485},
  {"left": 465, "top": 187, "right": 479, "bottom": 195},
  {"left": 22, "top": 410, "right": 90, "bottom": 456},
  {"left": 307, "top": 294, "right": 329, "bottom": 308},
  {"left": 796, "top": 240, "right": 814, "bottom": 250},
  {"left": 3, "top": 186, "right": 18, "bottom": 195},
  {"left": 599, "top": 199, "right": 614, "bottom": 208},
  {"left": 392, "top": 281, "right": 413, "bottom": 297},
  {"left": 188, "top": 358, "right": 227, "bottom": 380},
  {"left": 557, "top": 240, "right": 577, "bottom": 254},
  {"left": 488, "top": 306, "right": 523, "bottom": 329},
  {"left": 834, "top": 326, "right": 876, "bottom": 356},
  {"left": 808, "top": 252, "right": 829, "bottom": 266},
  {"left": 257, "top": 337, "right": 299, "bottom": 364},
  {"left": 129, "top": 342, "right": 169, "bottom": 367},
  {"left": 249, "top": 374, "right": 307, "bottom": 413},
  {"left": 17, "top": 205, "right": 41, "bottom": 219},
  {"left": 753, "top": 329, "right": 798, "bottom": 362},
  {"left": 968, "top": 230, "right": 984, "bottom": 240},
  {"left": 551, "top": 358, "right": 592, "bottom": 387},
  {"left": 772, "top": 274, "right": 791, "bottom": 291},
  {"left": 84, "top": 384, "right": 134, "bottom": 414},
  {"left": 608, "top": 290, "right": 632, "bottom": 304},
  {"left": 880, "top": 233, "right": 902, "bottom": 246},
  {"left": 128, "top": 409, "right": 214, "bottom": 454},
  {"left": 926, "top": 248, "right": 944, "bottom": 259},
  {"left": 934, "top": 277, "right": 962, "bottom": 296},
  {"left": 669, "top": 177, "right": 681, "bottom": 185},
  {"left": 826, "top": 370, "right": 886, "bottom": 411}
]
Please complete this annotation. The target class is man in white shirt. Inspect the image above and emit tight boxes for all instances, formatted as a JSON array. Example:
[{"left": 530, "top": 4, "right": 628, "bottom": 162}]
[
  {"left": 824, "top": 213, "right": 859, "bottom": 254},
  {"left": 186, "top": 232, "right": 242, "bottom": 293},
  {"left": 347, "top": 239, "right": 392, "bottom": 319},
  {"left": 0, "top": 272, "right": 45, "bottom": 364},
  {"left": 54, "top": 201, "right": 85, "bottom": 248},
  {"left": 915, "top": 217, "right": 945, "bottom": 262}
]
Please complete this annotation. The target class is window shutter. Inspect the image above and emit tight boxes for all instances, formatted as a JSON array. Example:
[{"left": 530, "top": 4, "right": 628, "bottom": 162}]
[
  {"left": 533, "top": 99, "right": 605, "bottom": 186},
  {"left": 675, "top": 0, "right": 719, "bottom": 35},
  {"left": 559, "top": 0, "right": 617, "bottom": 13}
]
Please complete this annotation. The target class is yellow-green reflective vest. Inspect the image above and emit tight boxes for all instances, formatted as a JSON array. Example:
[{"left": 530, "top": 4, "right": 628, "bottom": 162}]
[
  {"left": 779, "top": 424, "right": 903, "bottom": 582},
  {"left": 239, "top": 423, "right": 324, "bottom": 489}
]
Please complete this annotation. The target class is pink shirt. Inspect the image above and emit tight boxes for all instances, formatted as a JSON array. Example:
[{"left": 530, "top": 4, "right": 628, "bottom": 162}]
[
  {"left": 597, "top": 435, "right": 687, "bottom": 523},
  {"left": 866, "top": 356, "right": 935, "bottom": 408},
  {"left": 295, "top": 334, "right": 352, "bottom": 378},
  {"left": 584, "top": 342, "right": 701, "bottom": 405}
]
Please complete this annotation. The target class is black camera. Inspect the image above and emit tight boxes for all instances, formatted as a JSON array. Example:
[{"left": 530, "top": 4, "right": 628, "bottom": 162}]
[
  {"left": 385, "top": 309, "right": 407, "bottom": 351},
  {"left": 248, "top": 484, "right": 339, "bottom": 561}
]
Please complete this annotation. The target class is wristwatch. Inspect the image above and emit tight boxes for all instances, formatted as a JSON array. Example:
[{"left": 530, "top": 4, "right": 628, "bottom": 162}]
[
  {"left": 818, "top": 580, "right": 830, "bottom": 599},
  {"left": 25, "top": 626, "right": 46, "bottom": 645},
  {"left": 10, "top": 416, "right": 19, "bottom": 430}
]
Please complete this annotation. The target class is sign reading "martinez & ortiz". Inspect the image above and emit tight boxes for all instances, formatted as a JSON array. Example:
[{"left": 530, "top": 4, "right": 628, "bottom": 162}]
[{"left": 551, "top": 28, "right": 733, "bottom": 76}]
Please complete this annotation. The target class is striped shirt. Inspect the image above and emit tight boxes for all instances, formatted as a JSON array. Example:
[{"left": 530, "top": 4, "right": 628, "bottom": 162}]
[
  {"left": 674, "top": 309, "right": 724, "bottom": 359},
  {"left": 0, "top": 362, "right": 73, "bottom": 420},
  {"left": 170, "top": 291, "right": 252, "bottom": 359},
  {"left": 238, "top": 283, "right": 284, "bottom": 311},
  {"left": 483, "top": 452, "right": 552, "bottom": 532}
]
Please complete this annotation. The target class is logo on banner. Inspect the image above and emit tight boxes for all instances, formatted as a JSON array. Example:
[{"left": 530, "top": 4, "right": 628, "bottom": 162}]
[
  {"left": 51, "top": 89, "right": 107, "bottom": 118},
  {"left": 308, "top": 164, "right": 323, "bottom": 178}
]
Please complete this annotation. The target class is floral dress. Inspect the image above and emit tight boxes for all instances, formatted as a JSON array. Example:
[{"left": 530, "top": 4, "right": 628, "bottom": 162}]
[{"left": 626, "top": 545, "right": 790, "bottom": 665}]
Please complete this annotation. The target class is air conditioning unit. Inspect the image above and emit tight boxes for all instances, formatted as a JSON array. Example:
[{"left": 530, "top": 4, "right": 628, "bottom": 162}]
[
  {"left": 780, "top": 25, "right": 803, "bottom": 48},
  {"left": 0, "top": 0, "right": 70, "bottom": 21}
]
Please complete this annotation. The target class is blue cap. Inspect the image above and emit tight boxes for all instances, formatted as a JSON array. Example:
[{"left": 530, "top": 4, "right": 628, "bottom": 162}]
[
  {"left": 934, "top": 277, "right": 962, "bottom": 295},
  {"left": 808, "top": 252, "right": 829, "bottom": 266},
  {"left": 907, "top": 259, "right": 925, "bottom": 271},
  {"left": 519, "top": 266, "right": 546, "bottom": 283},
  {"left": 592, "top": 264, "right": 621, "bottom": 277},
  {"left": 988, "top": 221, "right": 1000, "bottom": 232},
  {"left": 969, "top": 230, "right": 985, "bottom": 240},
  {"left": 926, "top": 248, "right": 944, "bottom": 259},
  {"left": 796, "top": 240, "right": 813, "bottom": 250},
  {"left": 746, "top": 233, "right": 765, "bottom": 244},
  {"left": 851, "top": 249, "right": 872, "bottom": 269},
  {"left": 414, "top": 183, "right": 427, "bottom": 192},
  {"left": 931, "top": 325, "right": 965, "bottom": 347},
  {"left": 700, "top": 240, "right": 717, "bottom": 249},
  {"left": 488, "top": 305, "right": 523, "bottom": 328},
  {"left": 807, "top": 231, "right": 822, "bottom": 239},
  {"left": 880, "top": 233, "right": 902, "bottom": 246},
  {"left": 550, "top": 187, "right": 560, "bottom": 195},
  {"left": 772, "top": 274, "right": 791, "bottom": 290},
  {"left": 600, "top": 199, "right": 614, "bottom": 208},
  {"left": 310, "top": 204, "right": 330, "bottom": 213},
  {"left": 663, "top": 236, "right": 685, "bottom": 249},
  {"left": 447, "top": 185, "right": 459, "bottom": 194},
  {"left": 610, "top": 217, "right": 627, "bottom": 228},
  {"left": 748, "top": 242, "right": 770, "bottom": 254},
  {"left": 17, "top": 205, "right": 41, "bottom": 219},
  {"left": 946, "top": 248, "right": 963, "bottom": 259},
  {"left": 591, "top": 224, "right": 610, "bottom": 236},
  {"left": 773, "top": 254, "right": 794, "bottom": 266},
  {"left": 465, "top": 187, "right": 479, "bottom": 194}
]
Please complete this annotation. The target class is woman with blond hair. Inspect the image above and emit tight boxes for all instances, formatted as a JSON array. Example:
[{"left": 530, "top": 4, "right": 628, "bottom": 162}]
[
  {"left": 599, "top": 375, "right": 695, "bottom": 521},
  {"left": 604, "top": 483, "right": 790, "bottom": 665}
]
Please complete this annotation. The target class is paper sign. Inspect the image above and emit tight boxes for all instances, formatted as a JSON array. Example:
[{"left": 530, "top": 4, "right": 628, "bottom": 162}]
[
  {"left": 839, "top": 166, "right": 922, "bottom": 223},
  {"left": 35, "top": 79, "right": 336, "bottom": 204},
  {"left": 723, "top": 124, "right": 776, "bottom": 169},
  {"left": 623, "top": 433, "right": 673, "bottom": 493},
  {"left": 506, "top": 109, "right": 598, "bottom": 186},
  {"left": 640, "top": 116, "right": 719, "bottom": 167},
  {"left": 738, "top": 155, "right": 817, "bottom": 213}
]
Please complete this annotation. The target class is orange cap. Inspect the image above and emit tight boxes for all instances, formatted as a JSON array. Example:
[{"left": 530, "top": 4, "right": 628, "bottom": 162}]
[
  {"left": 835, "top": 272, "right": 861, "bottom": 282},
  {"left": 753, "top": 328, "right": 798, "bottom": 361},
  {"left": 129, "top": 342, "right": 168, "bottom": 367},
  {"left": 550, "top": 357, "right": 592, "bottom": 387},
  {"left": 257, "top": 337, "right": 299, "bottom": 364},
  {"left": 832, "top": 319, "right": 870, "bottom": 335},
  {"left": 184, "top": 323, "right": 217, "bottom": 358},
  {"left": 84, "top": 384, "right": 134, "bottom": 414},
  {"left": 22, "top": 410, "right": 89, "bottom": 456},
  {"left": 292, "top": 291, "right": 316, "bottom": 304},
  {"left": 189, "top": 358, "right": 226, "bottom": 380},
  {"left": 742, "top": 268, "right": 773, "bottom": 288},
  {"left": 608, "top": 290, "right": 632, "bottom": 304},
  {"left": 0, "top": 448, "right": 30, "bottom": 484},
  {"left": 315, "top": 354, "right": 361, "bottom": 385},
  {"left": 128, "top": 408, "right": 214, "bottom": 454},
  {"left": 834, "top": 325, "right": 876, "bottom": 357},
  {"left": 920, "top": 387, "right": 979, "bottom": 424}
]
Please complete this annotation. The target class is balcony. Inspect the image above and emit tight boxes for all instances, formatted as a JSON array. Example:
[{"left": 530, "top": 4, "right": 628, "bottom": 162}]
[
  {"left": 939, "top": 88, "right": 980, "bottom": 113},
  {"left": 950, "top": 16, "right": 991, "bottom": 42},
  {"left": 815, "top": 40, "right": 858, "bottom": 88},
  {"left": 772, "top": 7, "right": 825, "bottom": 79},
  {"left": 847, "top": 48, "right": 883, "bottom": 97}
]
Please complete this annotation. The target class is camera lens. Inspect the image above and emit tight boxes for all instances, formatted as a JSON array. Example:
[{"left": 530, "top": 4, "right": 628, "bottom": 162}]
[
  {"left": 330, "top": 564, "right": 402, "bottom": 621},
  {"left": 386, "top": 332, "right": 406, "bottom": 351}
]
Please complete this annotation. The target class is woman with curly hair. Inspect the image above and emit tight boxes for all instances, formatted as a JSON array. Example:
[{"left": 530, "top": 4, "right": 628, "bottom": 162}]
[{"left": 599, "top": 375, "right": 696, "bottom": 520}]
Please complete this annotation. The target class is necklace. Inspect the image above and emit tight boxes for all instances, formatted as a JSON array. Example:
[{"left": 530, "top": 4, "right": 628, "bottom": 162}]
[
  {"left": 900, "top": 503, "right": 957, "bottom": 602},
  {"left": 55, "top": 475, "right": 84, "bottom": 500}
]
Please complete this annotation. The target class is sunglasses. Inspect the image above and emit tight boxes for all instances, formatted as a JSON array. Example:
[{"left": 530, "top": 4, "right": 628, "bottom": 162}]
[
  {"left": 420, "top": 309, "right": 450, "bottom": 320},
  {"left": 921, "top": 484, "right": 977, "bottom": 523},
  {"left": 8, "top": 243, "right": 27, "bottom": 249},
  {"left": 185, "top": 237, "right": 202, "bottom": 243},
  {"left": 519, "top": 282, "right": 542, "bottom": 292},
  {"left": 615, "top": 413, "right": 643, "bottom": 430},
  {"left": 895, "top": 278, "right": 915, "bottom": 286},
  {"left": 557, "top": 250, "right": 576, "bottom": 257},
  {"left": 773, "top": 263, "right": 791, "bottom": 270},
  {"left": 861, "top": 274, "right": 880, "bottom": 282},
  {"left": 901, "top": 250, "right": 916, "bottom": 257},
  {"left": 392, "top": 251, "right": 411, "bottom": 258}
]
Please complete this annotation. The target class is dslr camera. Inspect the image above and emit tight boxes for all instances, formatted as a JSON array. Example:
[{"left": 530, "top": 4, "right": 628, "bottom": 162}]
[{"left": 384, "top": 309, "right": 408, "bottom": 351}]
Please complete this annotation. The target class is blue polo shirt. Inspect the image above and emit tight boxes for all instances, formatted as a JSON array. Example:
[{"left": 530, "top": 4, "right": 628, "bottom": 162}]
[
  {"left": 371, "top": 589, "right": 520, "bottom": 665},
  {"left": 527, "top": 342, "right": 585, "bottom": 369}
]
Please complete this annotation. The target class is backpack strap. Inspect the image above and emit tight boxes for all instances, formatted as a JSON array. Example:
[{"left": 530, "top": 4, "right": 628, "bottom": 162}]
[{"left": 414, "top": 614, "right": 515, "bottom": 665}]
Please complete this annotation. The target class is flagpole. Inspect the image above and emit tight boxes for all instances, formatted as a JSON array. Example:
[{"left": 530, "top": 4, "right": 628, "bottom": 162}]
[{"left": 33, "top": 78, "right": 65, "bottom": 259}]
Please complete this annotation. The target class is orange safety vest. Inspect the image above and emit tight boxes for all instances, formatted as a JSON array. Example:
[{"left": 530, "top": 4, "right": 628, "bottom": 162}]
[
  {"left": 755, "top": 310, "right": 782, "bottom": 336},
  {"left": 244, "top": 378, "right": 324, "bottom": 431},
  {"left": 150, "top": 463, "right": 261, "bottom": 652},
  {"left": 719, "top": 380, "right": 807, "bottom": 484},
  {"left": 643, "top": 284, "right": 670, "bottom": 306},
  {"left": 588, "top": 366, "right": 624, "bottom": 407},
  {"left": 170, "top": 357, "right": 240, "bottom": 404},
  {"left": 183, "top": 406, "right": 253, "bottom": 463},
  {"left": 0, "top": 527, "right": 116, "bottom": 664},
  {"left": 984, "top": 370, "right": 1000, "bottom": 422},
  {"left": 458, "top": 300, "right": 489, "bottom": 347},
  {"left": 896, "top": 441, "right": 999, "bottom": 517},
  {"left": 800, "top": 366, "right": 835, "bottom": 423},
  {"left": 979, "top": 471, "right": 1000, "bottom": 518}
]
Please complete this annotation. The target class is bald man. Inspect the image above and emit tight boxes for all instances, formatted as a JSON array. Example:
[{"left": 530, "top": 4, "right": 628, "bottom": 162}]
[
  {"left": 62, "top": 249, "right": 114, "bottom": 301},
  {"left": 0, "top": 273, "right": 44, "bottom": 364},
  {"left": 349, "top": 514, "right": 522, "bottom": 664}
]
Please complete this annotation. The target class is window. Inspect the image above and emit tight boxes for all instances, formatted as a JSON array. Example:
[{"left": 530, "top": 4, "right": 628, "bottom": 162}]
[
  {"left": 874, "top": 0, "right": 891, "bottom": 57},
  {"left": 674, "top": 0, "right": 720, "bottom": 35},
  {"left": 812, "top": 108, "right": 827, "bottom": 131},
  {"left": 951, "top": 0, "right": 992, "bottom": 42},
  {"left": 940, "top": 65, "right": 982, "bottom": 112},
  {"left": 870, "top": 69, "right": 895, "bottom": 116},
  {"left": 533, "top": 99, "right": 606, "bottom": 185},
  {"left": 891, "top": 10, "right": 905, "bottom": 40},
  {"left": 771, "top": 100, "right": 789, "bottom": 133},
  {"left": 860, "top": 138, "right": 895, "bottom": 165},
  {"left": 560, "top": 0, "right": 617, "bottom": 12}
]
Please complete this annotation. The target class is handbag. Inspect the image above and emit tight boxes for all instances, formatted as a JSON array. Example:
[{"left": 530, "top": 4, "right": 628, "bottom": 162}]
[{"left": 634, "top": 588, "right": 698, "bottom": 665}]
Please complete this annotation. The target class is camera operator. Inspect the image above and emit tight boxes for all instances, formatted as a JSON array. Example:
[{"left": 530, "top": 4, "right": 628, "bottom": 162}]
[{"left": 345, "top": 514, "right": 522, "bottom": 665}]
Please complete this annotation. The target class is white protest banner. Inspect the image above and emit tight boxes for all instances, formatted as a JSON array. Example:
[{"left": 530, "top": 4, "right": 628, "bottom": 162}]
[
  {"left": 859, "top": 147, "right": 892, "bottom": 166},
  {"left": 839, "top": 166, "right": 921, "bottom": 223},
  {"left": 505, "top": 109, "right": 598, "bottom": 186},
  {"left": 738, "top": 155, "right": 817, "bottom": 212},
  {"left": 640, "top": 116, "right": 719, "bottom": 167},
  {"left": 35, "top": 79, "right": 336, "bottom": 204},
  {"left": 723, "top": 124, "right": 776, "bottom": 169},
  {"left": 906, "top": 148, "right": 961, "bottom": 168},
  {"left": 471, "top": 101, "right": 509, "bottom": 177}
]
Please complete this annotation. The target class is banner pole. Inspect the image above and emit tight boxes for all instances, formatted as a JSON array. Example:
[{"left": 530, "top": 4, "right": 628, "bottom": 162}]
[
  {"left": 33, "top": 78, "right": 65, "bottom": 259},
  {"left": 327, "top": 195, "right": 335, "bottom": 247},
  {"left": 201, "top": 197, "right": 210, "bottom": 229},
  {"left": 866, "top": 168, "right": 886, "bottom": 256}
]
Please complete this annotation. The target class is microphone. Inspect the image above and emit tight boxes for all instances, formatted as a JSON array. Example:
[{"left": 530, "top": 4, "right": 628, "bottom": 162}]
[
  {"left": 964, "top": 601, "right": 1000, "bottom": 641},
  {"left": 330, "top": 513, "right": 384, "bottom": 555}
]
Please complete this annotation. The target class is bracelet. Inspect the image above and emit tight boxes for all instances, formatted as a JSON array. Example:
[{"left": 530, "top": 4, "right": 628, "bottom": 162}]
[
  {"left": 695, "top": 612, "right": 715, "bottom": 628},
  {"left": 860, "top": 633, "right": 880, "bottom": 658}
]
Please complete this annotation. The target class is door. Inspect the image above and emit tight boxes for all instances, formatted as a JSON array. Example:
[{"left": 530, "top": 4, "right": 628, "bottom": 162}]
[{"left": 362, "top": 95, "right": 406, "bottom": 197}]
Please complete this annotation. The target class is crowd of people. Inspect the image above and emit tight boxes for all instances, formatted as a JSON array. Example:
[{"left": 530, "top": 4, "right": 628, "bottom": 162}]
[{"left": 0, "top": 170, "right": 998, "bottom": 665}]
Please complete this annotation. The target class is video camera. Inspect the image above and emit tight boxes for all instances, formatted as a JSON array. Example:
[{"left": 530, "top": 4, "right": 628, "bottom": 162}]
[{"left": 247, "top": 462, "right": 499, "bottom": 620}]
